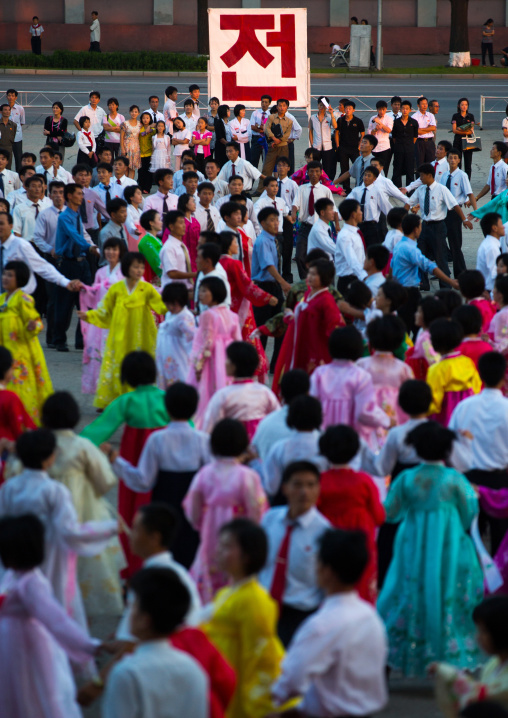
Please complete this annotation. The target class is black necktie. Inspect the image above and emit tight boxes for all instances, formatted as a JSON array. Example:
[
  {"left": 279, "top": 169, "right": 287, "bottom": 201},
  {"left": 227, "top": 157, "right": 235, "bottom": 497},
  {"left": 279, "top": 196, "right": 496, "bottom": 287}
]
[
  {"left": 205, "top": 209, "right": 214, "bottom": 232},
  {"left": 360, "top": 187, "right": 367, "bottom": 219},
  {"left": 80, "top": 198, "right": 88, "bottom": 224},
  {"left": 153, "top": 112, "right": 157, "bottom": 124},
  {"left": 424, "top": 186, "right": 431, "bottom": 216},
  {"left": 328, "top": 228, "right": 333, "bottom": 239},
  {"left": 359, "top": 158, "right": 365, "bottom": 183},
  {"left": 163, "top": 195, "right": 169, "bottom": 218},
  {"left": 104, "top": 185, "right": 111, "bottom": 204},
  {"left": 446, "top": 174, "right": 452, "bottom": 190},
  {"left": 32, "top": 203, "right": 39, "bottom": 218},
  {"left": 0, "top": 173, "right": 5, "bottom": 197},
  {"left": 45, "top": 170, "right": 51, "bottom": 195},
  {"left": 276, "top": 180, "right": 282, "bottom": 198},
  {"left": 120, "top": 226, "right": 125, "bottom": 241}
]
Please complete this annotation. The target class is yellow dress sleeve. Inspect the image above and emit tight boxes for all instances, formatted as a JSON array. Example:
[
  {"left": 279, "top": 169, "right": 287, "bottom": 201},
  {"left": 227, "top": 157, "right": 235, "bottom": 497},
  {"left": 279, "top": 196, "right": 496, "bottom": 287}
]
[
  {"left": 145, "top": 283, "right": 167, "bottom": 316},
  {"left": 16, "top": 292, "right": 43, "bottom": 337},
  {"left": 426, "top": 362, "right": 445, "bottom": 415},
  {"left": 86, "top": 282, "right": 118, "bottom": 329}
]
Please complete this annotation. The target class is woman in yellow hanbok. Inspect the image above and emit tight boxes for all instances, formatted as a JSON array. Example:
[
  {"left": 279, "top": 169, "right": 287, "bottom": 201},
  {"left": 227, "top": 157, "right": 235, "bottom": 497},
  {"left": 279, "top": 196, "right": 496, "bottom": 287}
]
[
  {"left": 0, "top": 261, "right": 52, "bottom": 422},
  {"left": 202, "top": 518, "right": 293, "bottom": 718},
  {"left": 78, "top": 251, "right": 167, "bottom": 409}
]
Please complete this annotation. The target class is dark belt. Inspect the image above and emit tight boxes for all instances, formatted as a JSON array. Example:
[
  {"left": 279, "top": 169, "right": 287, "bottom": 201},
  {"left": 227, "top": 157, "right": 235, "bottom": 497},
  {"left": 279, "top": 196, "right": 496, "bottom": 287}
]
[
  {"left": 417, "top": 138, "right": 433, "bottom": 142},
  {"left": 60, "top": 256, "right": 86, "bottom": 262},
  {"left": 422, "top": 219, "right": 444, "bottom": 224},
  {"left": 361, "top": 220, "right": 377, "bottom": 225}
]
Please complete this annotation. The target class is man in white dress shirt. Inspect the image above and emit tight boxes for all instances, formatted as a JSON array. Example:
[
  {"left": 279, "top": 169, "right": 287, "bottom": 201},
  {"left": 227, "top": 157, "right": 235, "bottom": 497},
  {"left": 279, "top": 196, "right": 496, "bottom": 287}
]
[
  {"left": 159, "top": 210, "right": 197, "bottom": 290},
  {"left": 254, "top": 177, "right": 288, "bottom": 238},
  {"left": 334, "top": 133, "right": 377, "bottom": 192},
  {"left": 309, "top": 97, "right": 338, "bottom": 182},
  {"left": 6, "top": 165, "right": 35, "bottom": 210},
  {"left": 259, "top": 460, "right": 331, "bottom": 647},
  {"left": 102, "top": 566, "right": 208, "bottom": 718},
  {"left": 249, "top": 94, "right": 272, "bottom": 169},
  {"left": 6, "top": 89, "right": 25, "bottom": 172},
  {"left": 143, "top": 96, "right": 165, "bottom": 125},
  {"left": 89, "top": 11, "right": 101, "bottom": 52},
  {"left": 476, "top": 142, "right": 508, "bottom": 202},
  {"left": 405, "top": 163, "right": 472, "bottom": 290},
  {"left": 194, "top": 182, "right": 221, "bottom": 232},
  {"left": 449, "top": 352, "right": 508, "bottom": 554},
  {"left": 163, "top": 85, "right": 179, "bottom": 135},
  {"left": 144, "top": 169, "right": 178, "bottom": 222},
  {"left": 292, "top": 162, "right": 338, "bottom": 279},
  {"left": 73, "top": 91, "right": 105, "bottom": 135},
  {"left": 307, "top": 198, "right": 336, "bottom": 257},
  {"left": 217, "top": 142, "right": 262, "bottom": 193},
  {"left": 12, "top": 174, "right": 51, "bottom": 239},
  {"left": 215, "top": 176, "right": 259, "bottom": 231},
  {"left": 348, "top": 165, "right": 386, "bottom": 248},
  {"left": 367, "top": 100, "right": 394, "bottom": 169},
  {"left": 0, "top": 148, "right": 20, "bottom": 200},
  {"left": 274, "top": 157, "right": 299, "bottom": 281},
  {"left": 111, "top": 157, "right": 137, "bottom": 198},
  {"left": 334, "top": 197, "right": 367, "bottom": 294},
  {"left": 35, "top": 146, "right": 69, "bottom": 192},
  {"left": 402, "top": 139, "right": 451, "bottom": 194},
  {"left": 204, "top": 159, "right": 229, "bottom": 204},
  {"left": 477, "top": 212, "right": 504, "bottom": 294},
  {"left": 412, "top": 96, "right": 437, "bottom": 166},
  {"left": 271, "top": 529, "right": 388, "bottom": 718}
]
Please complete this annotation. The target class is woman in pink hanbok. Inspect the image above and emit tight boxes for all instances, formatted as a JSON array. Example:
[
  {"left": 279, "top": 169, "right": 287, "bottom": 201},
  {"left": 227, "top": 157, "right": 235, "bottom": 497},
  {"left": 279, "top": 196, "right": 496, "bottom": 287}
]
[
  {"left": 0, "top": 515, "right": 103, "bottom": 718},
  {"left": 357, "top": 316, "right": 414, "bottom": 447},
  {"left": 79, "top": 237, "right": 125, "bottom": 394},
  {"left": 310, "top": 326, "right": 390, "bottom": 446},
  {"left": 187, "top": 276, "right": 242, "bottom": 427},
  {"left": 183, "top": 418, "right": 267, "bottom": 602},
  {"left": 177, "top": 193, "right": 201, "bottom": 272},
  {"left": 489, "top": 275, "right": 508, "bottom": 395}
]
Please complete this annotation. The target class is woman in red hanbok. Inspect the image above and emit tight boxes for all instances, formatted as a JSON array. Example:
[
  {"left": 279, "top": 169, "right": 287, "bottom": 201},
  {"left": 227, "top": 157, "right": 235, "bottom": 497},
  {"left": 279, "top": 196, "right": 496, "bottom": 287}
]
[
  {"left": 272, "top": 258, "right": 344, "bottom": 395},
  {"left": 219, "top": 232, "right": 277, "bottom": 383}
]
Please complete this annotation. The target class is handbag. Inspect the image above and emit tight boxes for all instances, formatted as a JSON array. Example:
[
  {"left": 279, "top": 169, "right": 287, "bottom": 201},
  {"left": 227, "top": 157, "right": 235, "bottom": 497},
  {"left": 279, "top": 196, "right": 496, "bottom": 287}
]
[
  {"left": 95, "top": 130, "right": 106, "bottom": 151},
  {"left": 60, "top": 132, "right": 76, "bottom": 148},
  {"left": 462, "top": 126, "right": 482, "bottom": 152}
]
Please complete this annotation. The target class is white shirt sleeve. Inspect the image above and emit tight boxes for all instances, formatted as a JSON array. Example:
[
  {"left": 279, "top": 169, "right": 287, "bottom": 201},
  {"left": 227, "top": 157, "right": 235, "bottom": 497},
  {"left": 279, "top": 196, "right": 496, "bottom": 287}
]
[{"left": 17, "top": 239, "right": 70, "bottom": 287}]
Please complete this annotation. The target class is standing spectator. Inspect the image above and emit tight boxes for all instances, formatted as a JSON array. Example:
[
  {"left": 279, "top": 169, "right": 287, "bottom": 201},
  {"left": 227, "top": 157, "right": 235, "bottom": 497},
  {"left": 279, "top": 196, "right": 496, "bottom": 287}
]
[
  {"left": 120, "top": 106, "right": 142, "bottom": 179},
  {"left": 0, "top": 105, "right": 17, "bottom": 170},
  {"left": 74, "top": 91, "right": 106, "bottom": 137},
  {"left": 482, "top": 18, "right": 495, "bottom": 67},
  {"left": 336, "top": 101, "right": 365, "bottom": 194},
  {"left": 5, "top": 90, "right": 25, "bottom": 172},
  {"left": 12, "top": 174, "right": 51, "bottom": 239},
  {"left": 335, "top": 134, "right": 377, "bottom": 191},
  {"left": 309, "top": 97, "right": 338, "bottom": 182},
  {"left": 103, "top": 98, "right": 124, "bottom": 160},
  {"left": 476, "top": 213, "right": 504, "bottom": 296},
  {"left": 476, "top": 142, "right": 508, "bottom": 202},
  {"left": 412, "top": 96, "right": 437, "bottom": 166},
  {"left": 43, "top": 102, "right": 68, "bottom": 160},
  {"left": 29, "top": 16, "right": 44, "bottom": 55},
  {"left": 217, "top": 142, "right": 262, "bottom": 194},
  {"left": 229, "top": 105, "right": 251, "bottom": 161},
  {"left": 368, "top": 100, "right": 393, "bottom": 169},
  {"left": 0, "top": 148, "right": 21, "bottom": 201},
  {"left": 249, "top": 95, "right": 272, "bottom": 169},
  {"left": 138, "top": 113, "right": 156, "bottom": 193},
  {"left": 441, "top": 148, "right": 477, "bottom": 278},
  {"left": 428, "top": 99, "right": 440, "bottom": 143},
  {"left": 191, "top": 117, "right": 213, "bottom": 174},
  {"left": 259, "top": 99, "right": 293, "bottom": 186},
  {"left": 186, "top": 84, "right": 202, "bottom": 122},
  {"left": 204, "top": 96, "right": 219, "bottom": 159},
  {"left": 89, "top": 11, "right": 101, "bottom": 52},
  {"left": 143, "top": 96, "right": 164, "bottom": 126},
  {"left": 76, "top": 116, "right": 97, "bottom": 168},
  {"left": 392, "top": 100, "right": 419, "bottom": 188},
  {"left": 214, "top": 105, "right": 231, "bottom": 168},
  {"left": 451, "top": 97, "right": 476, "bottom": 179},
  {"left": 385, "top": 95, "right": 402, "bottom": 176},
  {"left": 163, "top": 85, "right": 179, "bottom": 136}
]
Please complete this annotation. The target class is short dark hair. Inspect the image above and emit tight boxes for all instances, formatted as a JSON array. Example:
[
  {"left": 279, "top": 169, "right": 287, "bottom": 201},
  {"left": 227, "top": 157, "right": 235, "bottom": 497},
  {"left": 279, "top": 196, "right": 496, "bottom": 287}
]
[
  {"left": 198, "top": 242, "right": 221, "bottom": 267},
  {"left": 304, "top": 148, "right": 321, "bottom": 161},
  {"left": 161, "top": 282, "right": 189, "bottom": 307},
  {"left": 165, "top": 209, "right": 184, "bottom": 229},
  {"left": 0, "top": 346, "right": 12, "bottom": 380},
  {"left": 287, "top": 395, "right": 322, "bottom": 431},
  {"left": 219, "top": 518, "right": 267, "bottom": 575},
  {"left": 182, "top": 171, "right": 199, "bottom": 183},
  {"left": 226, "top": 341, "right": 259, "bottom": 378},
  {"left": 199, "top": 276, "right": 227, "bottom": 304},
  {"left": 120, "top": 351, "right": 156, "bottom": 387},
  {"left": 154, "top": 168, "right": 173, "bottom": 186},
  {"left": 257, "top": 206, "right": 279, "bottom": 224},
  {"left": 103, "top": 236, "right": 127, "bottom": 259},
  {"left": 375, "top": 100, "right": 388, "bottom": 109},
  {"left": 164, "top": 382, "right": 198, "bottom": 420},
  {"left": 0, "top": 514, "right": 45, "bottom": 570},
  {"left": 6, "top": 88, "right": 18, "bottom": 97},
  {"left": 123, "top": 185, "right": 141, "bottom": 205},
  {"left": 362, "top": 133, "right": 378, "bottom": 149},
  {"left": 16, "top": 429, "right": 56, "bottom": 469},
  {"left": 492, "top": 141, "right": 506, "bottom": 156},
  {"left": 165, "top": 86, "right": 178, "bottom": 96},
  {"left": 435, "top": 289, "right": 462, "bottom": 317},
  {"left": 472, "top": 596, "right": 508, "bottom": 651},
  {"left": 418, "top": 295, "right": 447, "bottom": 328},
  {"left": 219, "top": 201, "right": 243, "bottom": 220},
  {"left": 97, "top": 161, "right": 113, "bottom": 173},
  {"left": 40, "top": 146, "right": 55, "bottom": 157},
  {"left": 114, "top": 155, "right": 130, "bottom": 167},
  {"left": 225, "top": 141, "right": 240, "bottom": 153},
  {"left": 280, "top": 369, "right": 310, "bottom": 404},
  {"left": 457, "top": 269, "right": 485, "bottom": 300},
  {"left": 308, "top": 258, "right": 335, "bottom": 288},
  {"left": 497, "top": 252, "right": 508, "bottom": 269},
  {"left": 319, "top": 425, "right": 359, "bottom": 465},
  {"left": 437, "top": 139, "right": 453, "bottom": 154},
  {"left": 387, "top": 207, "right": 407, "bottom": 230},
  {"left": 338, "top": 198, "right": 360, "bottom": 221},
  {"left": 211, "top": 418, "right": 249, "bottom": 457},
  {"left": 263, "top": 175, "right": 278, "bottom": 188},
  {"left": 42, "top": 391, "right": 80, "bottom": 430},
  {"left": 329, "top": 325, "right": 364, "bottom": 361},
  {"left": 452, "top": 304, "right": 483, "bottom": 336},
  {"left": 401, "top": 100, "right": 412, "bottom": 109},
  {"left": 318, "top": 528, "right": 369, "bottom": 585},
  {"left": 479, "top": 351, "right": 506, "bottom": 387},
  {"left": 281, "top": 460, "right": 321, "bottom": 485},
  {"left": 79, "top": 115, "right": 91, "bottom": 128},
  {"left": 429, "top": 318, "right": 463, "bottom": 354},
  {"left": 107, "top": 97, "right": 119, "bottom": 107},
  {"left": 480, "top": 212, "right": 502, "bottom": 238},
  {"left": 495, "top": 274, "right": 508, "bottom": 305},
  {"left": 219, "top": 231, "right": 237, "bottom": 254},
  {"left": 314, "top": 197, "right": 334, "bottom": 216},
  {"left": 379, "top": 280, "right": 408, "bottom": 312},
  {"left": 197, "top": 181, "right": 215, "bottom": 194},
  {"left": 107, "top": 197, "right": 128, "bottom": 216},
  {"left": 306, "top": 160, "right": 322, "bottom": 172},
  {"left": 448, "top": 147, "right": 462, "bottom": 161},
  {"left": 366, "top": 243, "right": 389, "bottom": 271},
  {"left": 391, "top": 95, "right": 402, "bottom": 104},
  {"left": 398, "top": 380, "right": 432, "bottom": 415},
  {"left": 0, "top": 148, "right": 10, "bottom": 161},
  {"left": 401, "top": 213, "right": 421, "bottom": 236},
  {"left": 367, "top": 315, "right": 406, "bottom": 352},
  {"left": 48, "top": 180, "right": 66, "bottom": 195},
  {"left": 25, "top": 174, "right": 45, "bottom": 188},
  {"left": 138, "top": 503, "right": 177, "bottom": 550},
  {"left": 346, "top": 280, "right": 372, "bottom": 310},
  {"left": 4, "top": 260, "right": 30, "bottom": 289},
  {"left": 363, "top": 165, "right": 380, "bottom": 178},
  {"left": 129, "top": 567, "right": 190, "bottom": 635},
  {"left": 418, "top": 162, "right": 435, "bottom": 178},
  {"left": 305, "top": 248, "right": 328, "bottom": 264},
  {"left": 405, "top": 421, "right": 455, "bottom": 461},
  {"left": 0, "top": 211, "right": 13, "bottom": 225}
]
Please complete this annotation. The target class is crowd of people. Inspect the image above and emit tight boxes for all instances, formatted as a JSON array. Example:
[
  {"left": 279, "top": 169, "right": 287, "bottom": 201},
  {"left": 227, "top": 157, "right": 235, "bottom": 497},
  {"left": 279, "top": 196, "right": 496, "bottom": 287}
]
[{"left": 2, "top": 82, "right": 508, "bottom": 718}]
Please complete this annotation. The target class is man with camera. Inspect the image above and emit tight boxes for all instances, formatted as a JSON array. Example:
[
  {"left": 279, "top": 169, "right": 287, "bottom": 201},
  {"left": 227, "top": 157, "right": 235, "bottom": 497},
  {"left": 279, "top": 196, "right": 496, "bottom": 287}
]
[{"left": 257, "top": 99, "right": 293, "bottom": 193}]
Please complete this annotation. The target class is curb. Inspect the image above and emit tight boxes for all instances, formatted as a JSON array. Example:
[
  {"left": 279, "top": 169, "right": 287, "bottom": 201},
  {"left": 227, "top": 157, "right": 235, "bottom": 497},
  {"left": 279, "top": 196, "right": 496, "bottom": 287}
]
[
  {"left": 311, "top": 71, "right": 507, "bottom": 79},
  {"left": 0, "top": 68, "right": 208, "bottom": 77}
]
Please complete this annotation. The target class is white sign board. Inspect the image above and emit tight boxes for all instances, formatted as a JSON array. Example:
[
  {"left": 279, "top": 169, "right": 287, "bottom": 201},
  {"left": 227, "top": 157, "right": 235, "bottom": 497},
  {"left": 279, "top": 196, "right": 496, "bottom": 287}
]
[{"left": 208, "top": 7, "right": 308, "bottom": 108}]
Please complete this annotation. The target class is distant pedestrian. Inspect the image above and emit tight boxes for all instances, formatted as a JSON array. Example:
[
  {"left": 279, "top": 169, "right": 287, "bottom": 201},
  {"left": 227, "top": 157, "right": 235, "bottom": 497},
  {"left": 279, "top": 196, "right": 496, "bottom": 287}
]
[
  {"left": 0, "top": 105, "right": 16, "bottom": 170},
  {"left": 482, "top": 18, "right": 495, "bottom": 67},
  {"left": 29, "top": 16, "right": 44, "bottom": 55},
  {"left": 6, "top": 89, "right": 25, "bottom": 172},
  {"left": 89, "top": 11, "right": 101, "bottom": 52}
]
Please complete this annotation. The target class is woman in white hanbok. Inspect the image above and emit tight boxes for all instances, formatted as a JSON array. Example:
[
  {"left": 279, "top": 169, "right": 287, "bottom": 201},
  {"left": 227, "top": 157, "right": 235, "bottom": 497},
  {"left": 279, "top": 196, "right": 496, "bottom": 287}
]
[{"left": 156, "top": 283, "right": 197, "bottom": 389}]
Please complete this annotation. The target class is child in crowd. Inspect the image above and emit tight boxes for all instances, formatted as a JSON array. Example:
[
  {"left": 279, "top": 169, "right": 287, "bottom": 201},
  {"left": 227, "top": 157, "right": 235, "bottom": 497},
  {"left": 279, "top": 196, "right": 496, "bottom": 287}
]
[
  {"left": 38, "top": 392, "right": 124, "bottom": 617},
  {"left": 346, "top": 280, "right": 376, "bottom": 337},
  {"left": 77, "top": 252, "right": 167, "bottom": 409},
  {"left": 357, "top": 315, "right": 414, "bottom": 443},
  {"left": 318, "top": 426, "right": 385, "bottom": 603},
  {"left": 103, "top": 567, "right": 208, "bottom": 718},
  {"left": 172, "top": 117, "right": 191, "bottom": 170},
  {"left": 0, "top": 430, "right": 119, "bottom": 632},
  {"left": 0, "top": 515, "right": 105, "bottom": 718},
  {"left": 150, "top": 120, "right": 171, "bottom": 172},
  {"left": 432, "top": 596, "right": 508, "bottom": 717},
  {"left": 79, "top": 237, "right": 126, "bottom": 395},
  {"left": 0, "top": 260, "right": 52, "bottom": 423},
  {"left": 383, "top": 206, "right": 406, "bottom": 253},
  {"left": 263, "top": 395, "right": 325, "bottom": 502},
  {"left": 202, "top": 518, "right": 288, "bottom": 718},
  {"left": 0, "top": 346, "right": 35, "bottom": 456},
  {"left": 454, "top": 304, "right": 494, "bottom": 369},
  {"left": 76, "top": 115, "right": 97, "bottom": 167},
  {"left": 177, "top": 193, "right": 201, "bottom": 272},
  {"left": 201, "top": 342, "right": 280, "bottom": 438},
  {"left": 427, "top": 319, "right": 482, "bottom": 425},
  {"left": 271, "top": 529, "right": 388, "bottom": 718},
  {"left": 187, "top": 277, "right": 242, "bottom": 427},
  {"left": 459, "top": 271, "right": 496, "bottom": 332},
  {"left": 138, "top": 209, "right": 163, "bottom": 284},
  {"left": 364, "top": 244, "right": 390, "bottom": 295},
  {"left": 374, "top": 279, "right": 413, "bottom": 356},
  {"left": 310, "top": 326, "right": 390, "bottom": 442},
  {"left": 436, "top": 289, "right": 463, "bottom": 317},
  {"left": 156, "top": 282, "right": 196, "bottom": 388},
  {"left": 407, "top": 295, "right": 447, "bottom": 379},
  {"left": 191, "top": 117, "right": 213, "bottom": 173},
  {"left": 108, "top": 382, "right": 210, "bottom": 569},
  {"left": 377, "top": 422, "right": 483, "bottom": 677},
  {"left": 138, "top": 113, "right": 156, "bottom": 194},
  {"left": 184, "top": 419, "right": 267, "bottom": 602},
  {"left": 81, "top": 352, "right": 169, "bottom": 577},
  {"left": 497, "top": 253, "right": 508, "bottom": 275}
]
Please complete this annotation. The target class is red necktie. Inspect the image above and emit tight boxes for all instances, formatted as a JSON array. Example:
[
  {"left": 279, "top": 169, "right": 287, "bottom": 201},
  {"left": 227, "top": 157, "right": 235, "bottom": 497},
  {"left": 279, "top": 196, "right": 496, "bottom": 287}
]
[
  {"left": 231, "top": 164, "right": 236, "bottom": 176},
  {"left": 491, "top": 166, "right": 496, "bottom": 194},
  {"left": 270, "top": 523, "right": 294, "bottom": 608},
  {"left": 357, "top": 228, "right": 367, "bottom": 251},
  {"left": 117, "top": 178, "right": 122, "bottom": 185},
  {"left": 308, "top": 186, "right": 315, "bottom": 216},
  {"left": 273, "top": 200, "right": 277, "bottom": 209},
  {"left": 434, "top": 161, "right": 438, "bottom": 170}
]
